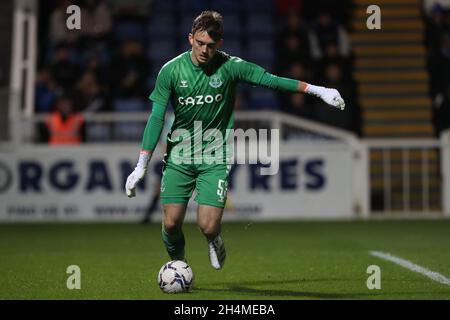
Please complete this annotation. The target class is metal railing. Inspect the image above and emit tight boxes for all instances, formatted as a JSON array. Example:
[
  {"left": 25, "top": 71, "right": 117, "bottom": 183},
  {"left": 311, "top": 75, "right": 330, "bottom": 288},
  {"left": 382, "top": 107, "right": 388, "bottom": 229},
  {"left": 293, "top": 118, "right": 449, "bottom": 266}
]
[
  {"left": 17, "top": 110, "right": 359, "bottom": 144},
  {"left": 365, "top": 138, "right": 444, "bottom": 216},
  {"left": 5, "top": 109, "right": 450, "bottom": 218}
]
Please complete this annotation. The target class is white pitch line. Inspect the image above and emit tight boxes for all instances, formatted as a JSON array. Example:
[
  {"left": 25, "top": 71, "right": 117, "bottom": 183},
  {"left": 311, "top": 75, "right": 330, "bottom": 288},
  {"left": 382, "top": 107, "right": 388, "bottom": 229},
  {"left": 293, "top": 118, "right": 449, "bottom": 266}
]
[{"left": 369, "top": 250, "right": 450, "bottom": 286}]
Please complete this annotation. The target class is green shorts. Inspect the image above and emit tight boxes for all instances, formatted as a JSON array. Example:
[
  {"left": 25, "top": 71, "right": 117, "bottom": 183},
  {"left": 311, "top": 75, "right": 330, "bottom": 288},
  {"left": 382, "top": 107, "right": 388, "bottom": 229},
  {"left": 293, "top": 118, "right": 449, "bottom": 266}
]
[{"left": 159, "top": 159, "right": 231, "bottom": 208}]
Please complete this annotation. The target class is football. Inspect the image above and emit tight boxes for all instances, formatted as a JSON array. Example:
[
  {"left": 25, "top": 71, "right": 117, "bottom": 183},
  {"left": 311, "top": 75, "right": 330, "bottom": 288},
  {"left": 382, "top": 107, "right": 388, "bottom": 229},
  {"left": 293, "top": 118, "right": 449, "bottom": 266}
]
[{"left": 157, "top": 260, "right": 194, "bottom": 293}]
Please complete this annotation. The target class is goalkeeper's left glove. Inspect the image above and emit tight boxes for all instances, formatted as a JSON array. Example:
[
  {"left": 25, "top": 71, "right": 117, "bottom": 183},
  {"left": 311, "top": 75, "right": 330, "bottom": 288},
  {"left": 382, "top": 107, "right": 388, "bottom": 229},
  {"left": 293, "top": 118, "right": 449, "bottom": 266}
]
[
  {"left": 305, "top": 84, "right": 346, "bottom": 110},
  {"left": 125, "top": 151, "right": 151, "bottom": 198}
]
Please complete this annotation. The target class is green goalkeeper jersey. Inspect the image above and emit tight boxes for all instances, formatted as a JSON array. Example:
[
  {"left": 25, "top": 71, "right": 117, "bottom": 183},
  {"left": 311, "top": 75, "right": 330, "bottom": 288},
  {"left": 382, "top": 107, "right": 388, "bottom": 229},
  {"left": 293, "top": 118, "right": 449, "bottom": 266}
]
[{"left": 149, "top": 50, "right": 298, "bottom": 163}]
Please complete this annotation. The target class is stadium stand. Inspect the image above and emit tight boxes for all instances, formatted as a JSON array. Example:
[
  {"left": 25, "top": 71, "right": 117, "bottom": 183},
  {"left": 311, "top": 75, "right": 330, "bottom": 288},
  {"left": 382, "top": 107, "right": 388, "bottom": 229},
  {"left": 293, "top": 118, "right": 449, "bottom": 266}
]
[
  {"left": 351, "top": 0, "right": 434, "bottom": 138},
  {"left": 36, "top": 0, "right": 359, "bottom": 143},
  {"left": 423, "top": 1, "right": 450, "bottom": 135},
  {"left": 350, "top": 0, "right": 448, "bottom": 212}
]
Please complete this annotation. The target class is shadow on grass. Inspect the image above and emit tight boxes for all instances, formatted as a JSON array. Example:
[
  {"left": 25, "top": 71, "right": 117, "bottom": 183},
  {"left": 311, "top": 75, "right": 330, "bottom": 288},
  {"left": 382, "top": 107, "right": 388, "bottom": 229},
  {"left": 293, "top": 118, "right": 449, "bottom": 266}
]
[
  {"left": 193, "top": 278, "right": 383, "bottom": 299},
  {"left": 193, "top": 278, "right": 450, "bottom": 299}
]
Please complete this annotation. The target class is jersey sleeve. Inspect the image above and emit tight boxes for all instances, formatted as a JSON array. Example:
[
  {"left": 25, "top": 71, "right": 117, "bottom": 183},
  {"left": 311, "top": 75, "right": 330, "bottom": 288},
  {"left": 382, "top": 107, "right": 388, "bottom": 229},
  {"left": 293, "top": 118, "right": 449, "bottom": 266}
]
[
  {"left": 149, "top": 63, "right": 173, "bottom": 106},
  {"left": 229, "top": 56, "right": 266, "bottom": 85},
  {"left": 141, "top": 102, "right": 167, "bottom": 151},
  {"left": 228, "top": 56, "right": 299, "bottom": 92}
]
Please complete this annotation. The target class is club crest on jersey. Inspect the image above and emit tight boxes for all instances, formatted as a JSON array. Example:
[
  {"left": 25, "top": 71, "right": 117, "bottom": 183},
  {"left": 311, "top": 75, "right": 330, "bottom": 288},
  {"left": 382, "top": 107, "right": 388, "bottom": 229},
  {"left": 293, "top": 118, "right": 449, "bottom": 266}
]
[
  {"left": 180, "top": 80, "right": 188, "bottom": 88},
  {"left": 209, "top": 74, "right": 223, "bottom": 88}
]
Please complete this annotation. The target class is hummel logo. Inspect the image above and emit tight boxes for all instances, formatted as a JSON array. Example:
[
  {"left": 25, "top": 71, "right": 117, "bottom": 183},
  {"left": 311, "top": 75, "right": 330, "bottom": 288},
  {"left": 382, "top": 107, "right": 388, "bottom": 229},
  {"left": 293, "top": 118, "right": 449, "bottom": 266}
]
[{"left": 180, "top": 80, "right": 188, "bottom": 88}]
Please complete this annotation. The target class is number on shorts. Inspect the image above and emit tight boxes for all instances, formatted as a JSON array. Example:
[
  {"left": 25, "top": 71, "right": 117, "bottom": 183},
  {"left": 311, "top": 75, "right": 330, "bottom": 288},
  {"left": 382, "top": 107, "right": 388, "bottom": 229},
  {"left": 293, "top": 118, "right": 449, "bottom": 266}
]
[{"left": 217, "top": 179, "right": 227, "bottom": 203}]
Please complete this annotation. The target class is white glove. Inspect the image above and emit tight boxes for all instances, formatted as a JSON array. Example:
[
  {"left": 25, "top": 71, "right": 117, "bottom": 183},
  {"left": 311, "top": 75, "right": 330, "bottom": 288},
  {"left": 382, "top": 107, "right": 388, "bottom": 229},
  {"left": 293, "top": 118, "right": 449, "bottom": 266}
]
[
  {"left": 305, "top": 84, "right": 346, "bottom": 110},
  {"left": 125, "top": 152, "right": 150, "bottom": 198}
]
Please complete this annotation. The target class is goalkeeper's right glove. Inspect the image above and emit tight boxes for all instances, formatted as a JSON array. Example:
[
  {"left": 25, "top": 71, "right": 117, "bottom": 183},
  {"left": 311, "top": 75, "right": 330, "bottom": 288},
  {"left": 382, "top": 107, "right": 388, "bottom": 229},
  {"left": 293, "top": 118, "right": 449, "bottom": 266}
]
[{"left": 125, "top": 151, "right": 150, "bottom": 198}]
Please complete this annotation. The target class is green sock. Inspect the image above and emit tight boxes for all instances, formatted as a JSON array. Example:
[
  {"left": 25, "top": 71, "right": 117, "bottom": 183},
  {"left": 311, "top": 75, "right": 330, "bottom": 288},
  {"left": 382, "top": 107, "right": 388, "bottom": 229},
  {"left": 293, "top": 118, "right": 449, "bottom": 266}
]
[{"left": 161, "top": 225, "right": 185, "bottom": 261}]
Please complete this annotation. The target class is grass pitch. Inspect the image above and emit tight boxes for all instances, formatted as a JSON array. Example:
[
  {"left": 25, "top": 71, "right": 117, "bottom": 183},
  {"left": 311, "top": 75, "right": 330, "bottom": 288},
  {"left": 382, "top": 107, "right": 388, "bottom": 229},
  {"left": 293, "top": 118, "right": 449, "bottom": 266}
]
[{"left": 1, "top": 220, "right": 450, "bottom": 300}]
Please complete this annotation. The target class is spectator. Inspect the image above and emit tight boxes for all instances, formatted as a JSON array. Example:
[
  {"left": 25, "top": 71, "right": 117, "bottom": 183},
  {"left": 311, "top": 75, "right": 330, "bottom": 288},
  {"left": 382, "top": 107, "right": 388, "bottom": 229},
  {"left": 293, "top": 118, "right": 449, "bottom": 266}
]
[
  {"left": 277, "top": 33, "right": 311, "bottom": 70},
  {"left": 49, "top": 0, "right": 81, "bottom": 46},
  {"left": 304, "top": 0, "right": 351, "bottom": 26},
  {"left": 286, "top": 61, "right": 310, "bottom": 81},
  {"left": 80, "top": 0, "right": 113, "bottom": 39},
  {"left": 281, "top": 10, "right": 309, "bottom": 39},
  {"left": 35, "top": 67, "right": 58, "bottom": 113},
  {"left": 73, "top": 71, "right": 108, "bottom": 113},
  {"left": 43, "top": 95, "right": 85, "bottom": 145},
  {"left": 284, "top": 92, "right": 315, "bottom": 120},
  {"left": 431, "top": 33, "right": 450, "bottom": 99},
  {"left": 279, "top": 61, "right": 314, "bottom": 119},
  {"left": 108, "top": 0, "right": 153, "bottom": 19},
  {"left": 110, "top": 40, "right": 150, "bottom": 98},
  {"left": 425, "top": 3, "right": 445, "bottom": 57},
  {"left": 423, "top": 0, "right": 450, "bottom": 16},
  {"left": 314, "top": 41, "right": 352, "bottom": 83},
  {"left": 314, "top": 63, "right": 357, "bottom": 132},
  {"left": 277, "top": 11, "right": 311, "bottom": 70},
  {"left": 84, "top": 53, "right": 110, "bottom": 89},
  {"left": 424, "top": 3, "right": 450, "bottom": 135},
  {"left": 308, "top": 11, "right": 351, "bottom": 59},
  {"left": 50, "top": 44, "right": 80, "bottom": 90},
  {"left": 432, "top": 83, "right": 450, "bottom": 136},
  {"left": 275, "top": 0, "right": 304, "bottom": 16}
]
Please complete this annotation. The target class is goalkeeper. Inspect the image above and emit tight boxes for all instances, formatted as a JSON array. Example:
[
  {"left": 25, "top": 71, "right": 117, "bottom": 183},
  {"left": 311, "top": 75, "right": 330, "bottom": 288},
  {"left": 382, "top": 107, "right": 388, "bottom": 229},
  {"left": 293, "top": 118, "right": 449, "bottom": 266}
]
[{"left": 125, "top": 11, "right": 345, "bottom": 270}]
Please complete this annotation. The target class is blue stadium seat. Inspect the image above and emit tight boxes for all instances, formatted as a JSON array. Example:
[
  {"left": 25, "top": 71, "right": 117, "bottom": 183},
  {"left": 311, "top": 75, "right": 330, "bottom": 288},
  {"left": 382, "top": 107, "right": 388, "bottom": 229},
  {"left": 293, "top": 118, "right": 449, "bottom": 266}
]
[
  {"left": 152, "top": 0, "right": 179, "bottom": 13},
  {"left": 221, "top": 37, "right": 243, "bottom": 57},
  {"left": 248, "top": 88, "right": 280, "bottom": 110},
  {"left": 113, "top": 98, "right": 147, "bottom": 112},
  {"left": 178, "top": 0, "right": 209, "bottom": 14},
  {"left": 246, "top": 38, "right": 275, "bottom": 62},
  {"left": 113, "top": 98, "right": 147, "bottom": 141},
  {"left": 179, "top": 13, "right": 198, "bottom": 37},
  {"left": 146, "top": 66, "right": 160, "bottom": 90},
  {"left": 179, "top": 40, "right": 191, "bottom": 53},
  {"left": 113, "top": 122, "right": 146, "bottom": 141},
  {"left": 210, "top": 0, "right": 241, "bottom": 13},
  {"left": 222, "top": 13, "right": 242, "bottom": 37},
  {"left": 147, "top": 13, "right": 177, "bottom": 37},
  {"left": 86, "top": 123, "right": 112, "bottom": 142},
  {"left": 114, "top": 22, "right": 146, "bottom": 42},
  {"left": 245, "top": 13, "right": 275, "bottom": 36},
  {"left": 147, "top": 38, "right": 178, "bottom": 63},
  {"left": 243, "top": 0, "right": 274, "bottom": 12}
]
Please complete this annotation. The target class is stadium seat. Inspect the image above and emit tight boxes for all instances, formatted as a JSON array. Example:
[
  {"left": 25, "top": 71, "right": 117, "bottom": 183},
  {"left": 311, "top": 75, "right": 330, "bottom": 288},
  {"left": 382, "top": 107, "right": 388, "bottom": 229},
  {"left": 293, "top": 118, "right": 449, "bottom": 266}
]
[
  {"left": 245, "top": 13, "right": 275, "bottom": 36},
  {"left": 221, "top": 37, "right": 243, "bottom": 57},
  {"left": 242, "top": 0, "right": 274, "bottom": 12},
  {"left": 246, "top": 38, "right": 275, "bottom": 63},
  {"left": 113, "top": 98, "right": 147, "bottom": 141},
  {"left": 179, "top": 14, "right": 198, "bottom": 37},
  {"left": 147, "top": 38, "right": 178, "bottom": 63},
  {"left": 113, "top": 98, "right": 147, "bottom": 112},
  {"left": 178, "top": 0, "right": 209, "bottom": 14},
  {"left": 86, "top": 123, "right": 112, "bottom": 142},
  {"left": 147, "top": 13, "right": 177, "bottom": 37},
  {"left": 146, "top": 67, "right": 160, "bottom": 90},
  {"left": 210, "top": 0, "right": 241, "bottom": 13},
  {"left": 114, "top": 22, "right": 146, "bottom": 42},
  {"left": 113, "top": 122, "right": 146, "bottom": 142},
  {"left": 248, "top": 88, "right": 280, "bottom": 110},
  {"left": 152, "top": 0, "right": 179, "bottom": 13},
  {"left": 222, "top": 13, "right": 242, "bottom": 37},
  {"left": 178, "top": 40, "right": 191, "bottom": 53}
]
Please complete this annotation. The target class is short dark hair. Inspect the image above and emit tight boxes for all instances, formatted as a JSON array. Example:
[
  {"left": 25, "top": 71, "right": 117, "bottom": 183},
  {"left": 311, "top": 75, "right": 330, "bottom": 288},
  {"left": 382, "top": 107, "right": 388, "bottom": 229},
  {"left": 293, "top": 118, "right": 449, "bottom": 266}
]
[{"left": 191, "top": 11, "right": 223, "bottom": 41}]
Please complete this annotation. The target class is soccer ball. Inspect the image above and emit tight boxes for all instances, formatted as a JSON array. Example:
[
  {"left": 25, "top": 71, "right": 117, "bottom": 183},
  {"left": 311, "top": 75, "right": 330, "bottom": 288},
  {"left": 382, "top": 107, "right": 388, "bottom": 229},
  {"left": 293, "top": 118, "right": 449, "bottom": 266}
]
[{"left": 157, "top": 260, "right": 194, "bottom": 293}]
